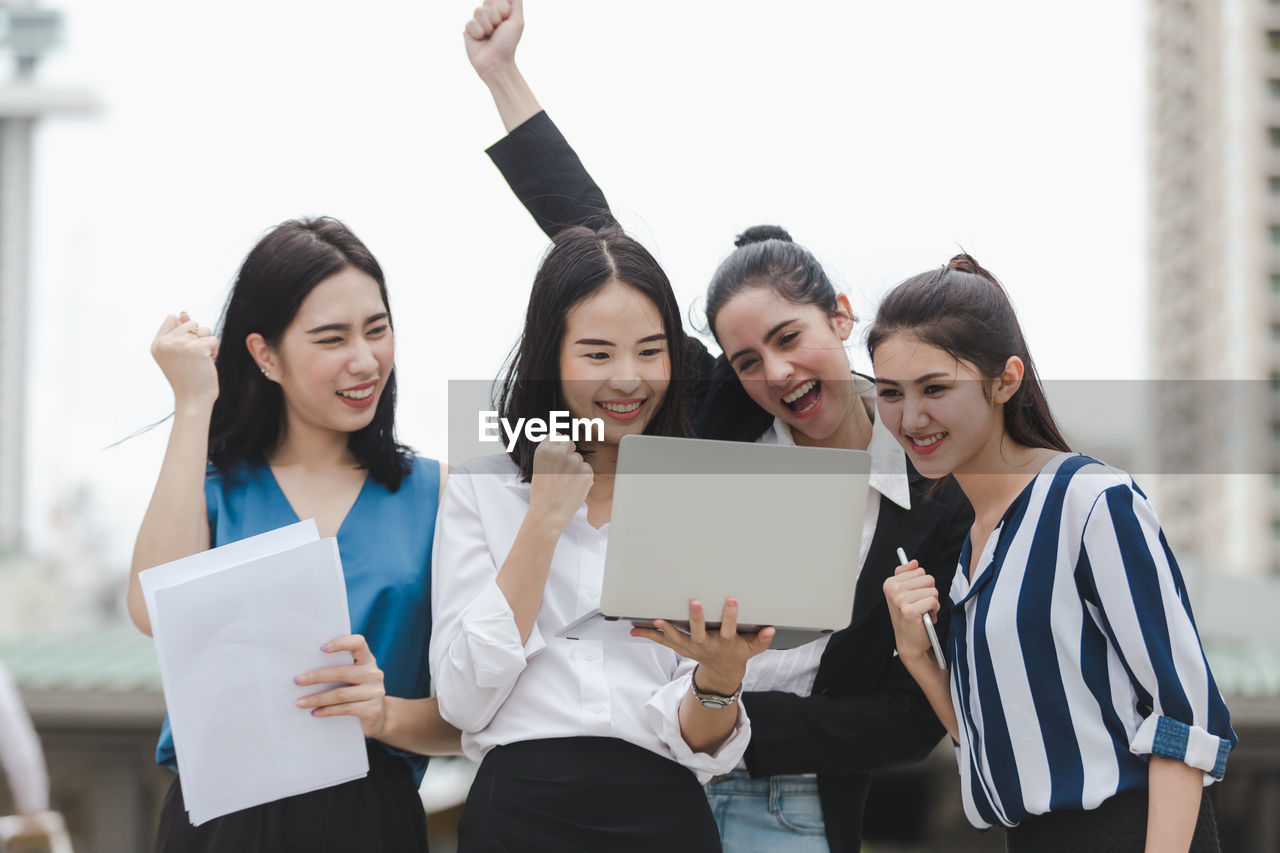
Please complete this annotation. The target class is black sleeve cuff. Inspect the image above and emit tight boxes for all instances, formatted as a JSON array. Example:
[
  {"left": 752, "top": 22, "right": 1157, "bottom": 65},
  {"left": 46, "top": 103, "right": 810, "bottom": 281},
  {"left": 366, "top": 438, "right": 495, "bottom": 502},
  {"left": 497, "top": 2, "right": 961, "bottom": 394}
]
[{"left": 485, "top": 110, "right": 615, "bottom": 240}]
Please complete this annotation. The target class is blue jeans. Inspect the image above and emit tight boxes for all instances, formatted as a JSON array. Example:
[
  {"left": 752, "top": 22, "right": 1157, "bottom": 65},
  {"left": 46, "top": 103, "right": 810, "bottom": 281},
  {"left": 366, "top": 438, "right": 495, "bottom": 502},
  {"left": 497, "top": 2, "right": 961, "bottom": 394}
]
[{"left": 704, "top": 769, "right": 830, "bottom": 853}]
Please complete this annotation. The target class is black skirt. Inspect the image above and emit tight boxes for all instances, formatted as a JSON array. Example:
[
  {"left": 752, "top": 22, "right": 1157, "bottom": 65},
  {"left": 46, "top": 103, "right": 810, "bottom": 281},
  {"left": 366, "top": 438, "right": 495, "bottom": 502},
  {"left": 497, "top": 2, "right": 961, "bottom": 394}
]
[
  {"left": 1005, "top": 787, "right": 1219, "bottom": 853},
  {"left": 458, "top": 736, "right": 721, "bottom": 853},
  {"left": 154, "top": 742, "right": 428, "bottom": 853}
]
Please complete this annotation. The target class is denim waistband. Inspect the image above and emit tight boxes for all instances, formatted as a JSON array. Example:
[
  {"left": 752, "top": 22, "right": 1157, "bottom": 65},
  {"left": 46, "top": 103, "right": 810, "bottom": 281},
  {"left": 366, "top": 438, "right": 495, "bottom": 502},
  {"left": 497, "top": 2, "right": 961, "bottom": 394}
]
[{"left": 705, "top": 768, "right": 819, "bottom": 795}]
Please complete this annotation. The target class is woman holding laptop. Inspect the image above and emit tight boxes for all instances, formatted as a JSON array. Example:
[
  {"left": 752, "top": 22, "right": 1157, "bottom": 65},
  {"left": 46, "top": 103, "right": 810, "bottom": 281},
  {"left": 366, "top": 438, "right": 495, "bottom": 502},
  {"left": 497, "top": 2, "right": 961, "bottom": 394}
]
[
  {"left": 876, "top": 255, "right": 1234, "bottom": 851},
  {"left": 460, "top": 4, "right": 972, "bottom": 851},
  {"left": 429, "top": 225, "right": 775, "bottom": 851}
]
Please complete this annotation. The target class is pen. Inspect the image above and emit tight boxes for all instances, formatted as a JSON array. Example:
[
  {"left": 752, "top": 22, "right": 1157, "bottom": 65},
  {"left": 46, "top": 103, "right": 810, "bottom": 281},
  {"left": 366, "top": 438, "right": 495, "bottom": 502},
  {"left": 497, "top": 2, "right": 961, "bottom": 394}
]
[{"left": 897, "top": 547, "right": 946, "bottom": 669}]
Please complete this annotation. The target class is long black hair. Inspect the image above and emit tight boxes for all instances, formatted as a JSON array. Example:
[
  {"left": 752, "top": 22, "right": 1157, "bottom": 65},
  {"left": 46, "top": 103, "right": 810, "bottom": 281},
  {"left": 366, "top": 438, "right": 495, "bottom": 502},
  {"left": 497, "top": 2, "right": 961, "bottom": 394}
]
[
  {"left": 209, "top": 217, "right": 412, "bottom": 490},
  {"left": 866, "top": 253, "right": 1070, "bottom": 455},
  {"left": 497, "top": 225, "right": 691, "bottom": 481}
]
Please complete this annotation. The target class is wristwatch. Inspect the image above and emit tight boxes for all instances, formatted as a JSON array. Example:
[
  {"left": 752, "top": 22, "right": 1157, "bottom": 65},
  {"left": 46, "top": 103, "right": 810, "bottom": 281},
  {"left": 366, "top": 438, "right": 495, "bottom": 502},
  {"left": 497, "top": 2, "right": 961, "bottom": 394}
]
[{"left": 690, "top": 665, "right": 743, "bottom": 710}]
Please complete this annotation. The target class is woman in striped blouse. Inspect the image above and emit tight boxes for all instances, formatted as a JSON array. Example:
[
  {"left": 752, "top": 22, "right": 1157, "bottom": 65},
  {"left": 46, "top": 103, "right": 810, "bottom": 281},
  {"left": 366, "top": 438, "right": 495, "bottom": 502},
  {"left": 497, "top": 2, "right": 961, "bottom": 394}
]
[{"left": 875, "top": 254, "right": 1235, "bottom": 852}]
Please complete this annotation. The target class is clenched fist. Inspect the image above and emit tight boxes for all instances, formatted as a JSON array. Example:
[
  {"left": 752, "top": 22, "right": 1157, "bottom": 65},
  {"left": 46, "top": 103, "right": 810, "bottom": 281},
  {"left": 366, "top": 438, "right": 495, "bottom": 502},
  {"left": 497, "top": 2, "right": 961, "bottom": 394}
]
[
  {"left": 151, "top": 311, "right": 220, "bottom": 409},
  {"left": 527, "top": 436, "right": 593, "bottom": 529}
]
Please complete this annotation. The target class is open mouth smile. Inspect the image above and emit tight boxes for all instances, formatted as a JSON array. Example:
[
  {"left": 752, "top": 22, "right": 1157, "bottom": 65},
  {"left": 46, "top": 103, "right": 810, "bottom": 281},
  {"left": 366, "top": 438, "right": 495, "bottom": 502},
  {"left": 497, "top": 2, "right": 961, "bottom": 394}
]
[
  {"left": 596, "top": 398, "right": 646, "bottom": 421},
  {"left": 336, "top": 380, "right": 378, "bottom": 409},
  {"left": 906, "top": 430, "right": 948, "bottom": 455},
  {"left": 781, "top": 379, "right": 821, "bottom": 417}
]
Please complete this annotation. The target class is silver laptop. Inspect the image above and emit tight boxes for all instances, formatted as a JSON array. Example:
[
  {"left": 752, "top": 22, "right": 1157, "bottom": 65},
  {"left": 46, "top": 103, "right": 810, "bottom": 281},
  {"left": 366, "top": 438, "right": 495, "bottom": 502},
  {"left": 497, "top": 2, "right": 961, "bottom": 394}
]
[{"left": 556, "top": 434, "right": 871, "bottom": 650}]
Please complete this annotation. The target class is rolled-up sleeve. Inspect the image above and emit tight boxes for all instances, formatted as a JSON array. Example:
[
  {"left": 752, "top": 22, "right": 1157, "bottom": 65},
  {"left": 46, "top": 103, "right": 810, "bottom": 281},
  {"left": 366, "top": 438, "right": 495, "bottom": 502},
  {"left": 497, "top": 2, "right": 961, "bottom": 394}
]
[
  {"left": 644, "top": 659, "right": 751, "bottom": 783},
  {"left": 1080, "top": 483, "right": 1236, "bottom": 780},
  {"left": 430, "top": 470, "right": 545, "bottom": 733}
]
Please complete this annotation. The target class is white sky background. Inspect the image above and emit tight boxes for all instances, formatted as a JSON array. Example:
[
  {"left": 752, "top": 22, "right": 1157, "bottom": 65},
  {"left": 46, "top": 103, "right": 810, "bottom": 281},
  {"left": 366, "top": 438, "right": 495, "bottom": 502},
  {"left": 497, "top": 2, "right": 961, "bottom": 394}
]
[{"left": 21, "top": 0, "right": 1146, "bottom": 566}]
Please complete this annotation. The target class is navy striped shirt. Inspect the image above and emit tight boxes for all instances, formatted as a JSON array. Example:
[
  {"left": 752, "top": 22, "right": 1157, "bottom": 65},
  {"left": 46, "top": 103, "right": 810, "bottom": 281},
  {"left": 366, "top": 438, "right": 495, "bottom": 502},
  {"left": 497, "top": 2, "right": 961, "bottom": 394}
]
[{"left": 946, "top": 453, "right": 1236, "bottom": 829}]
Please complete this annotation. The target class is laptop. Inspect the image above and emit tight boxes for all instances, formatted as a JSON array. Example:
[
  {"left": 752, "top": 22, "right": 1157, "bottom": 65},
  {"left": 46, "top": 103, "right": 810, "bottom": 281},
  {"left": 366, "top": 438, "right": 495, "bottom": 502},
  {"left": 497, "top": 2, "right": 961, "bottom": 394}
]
[{"left": 555, "top": 434, "right": 871, "bottom": 650}]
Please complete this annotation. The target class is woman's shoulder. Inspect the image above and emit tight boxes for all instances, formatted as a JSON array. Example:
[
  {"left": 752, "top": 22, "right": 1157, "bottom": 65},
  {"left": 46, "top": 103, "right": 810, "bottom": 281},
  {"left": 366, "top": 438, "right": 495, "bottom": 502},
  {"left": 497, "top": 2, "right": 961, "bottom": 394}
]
[
  {"left": 204, "top": 458, "right": 268, "bottom": 495},
  {"left": 447, "top": 452, "right": 519, "bottom": 478},
  {"left": 1039, "top": 453, "right": 1146, "bottom": 523},
  {"left": 434, "top": 454, "right": 523, "bottom": 523},
  {"left": 404, "top": 453, "right": 444, "bottom": 477}
]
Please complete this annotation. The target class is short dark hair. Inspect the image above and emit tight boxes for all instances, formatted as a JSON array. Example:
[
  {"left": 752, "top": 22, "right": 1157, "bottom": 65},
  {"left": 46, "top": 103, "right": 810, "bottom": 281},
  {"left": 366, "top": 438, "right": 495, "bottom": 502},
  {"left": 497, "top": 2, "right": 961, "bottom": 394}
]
[
  {"left": 209, "top": 217, "right": 412, "bottom": 489},
  {"left": 866, "top": 253, "right": 1070, "bottom": 456},
  {"left": 704, "top": 225, "right": 850, "bottom": 340},
  {"left": 497, "top": 225, "right": 692, "bottom": 481}
]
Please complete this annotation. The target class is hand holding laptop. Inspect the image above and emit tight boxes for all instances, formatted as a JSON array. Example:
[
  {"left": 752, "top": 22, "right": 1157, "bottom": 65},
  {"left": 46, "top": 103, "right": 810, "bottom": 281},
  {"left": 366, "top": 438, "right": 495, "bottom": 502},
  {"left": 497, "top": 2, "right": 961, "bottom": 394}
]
[{"left": 630, "top": 596, "right": 776, "bottom": 692}]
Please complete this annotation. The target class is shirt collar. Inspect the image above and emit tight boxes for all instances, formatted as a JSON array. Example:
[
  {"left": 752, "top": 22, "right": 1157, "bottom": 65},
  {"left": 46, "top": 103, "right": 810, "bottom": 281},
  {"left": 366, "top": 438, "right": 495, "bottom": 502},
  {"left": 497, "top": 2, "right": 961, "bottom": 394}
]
[
  {"left": 497, "top": 455, "right": 532, "bottom": 492},
  {"left": 763, "top": 377, "right": 912, "bottom": 511}
]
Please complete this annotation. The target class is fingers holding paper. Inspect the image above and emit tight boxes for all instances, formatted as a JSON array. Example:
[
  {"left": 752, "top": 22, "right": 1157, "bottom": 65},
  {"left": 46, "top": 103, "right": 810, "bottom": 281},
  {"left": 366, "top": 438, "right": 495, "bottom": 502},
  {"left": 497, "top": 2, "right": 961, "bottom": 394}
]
[{"left": 294, "top": 634, "right": 388, "bottom": 738}]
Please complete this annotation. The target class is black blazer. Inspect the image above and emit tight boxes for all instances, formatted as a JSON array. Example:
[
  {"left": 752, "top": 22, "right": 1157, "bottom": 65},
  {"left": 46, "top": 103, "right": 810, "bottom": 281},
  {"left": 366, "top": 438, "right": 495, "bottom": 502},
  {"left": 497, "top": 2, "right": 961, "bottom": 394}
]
[{"left": 485, "top": 111, "right": 973, "bottom": 853}]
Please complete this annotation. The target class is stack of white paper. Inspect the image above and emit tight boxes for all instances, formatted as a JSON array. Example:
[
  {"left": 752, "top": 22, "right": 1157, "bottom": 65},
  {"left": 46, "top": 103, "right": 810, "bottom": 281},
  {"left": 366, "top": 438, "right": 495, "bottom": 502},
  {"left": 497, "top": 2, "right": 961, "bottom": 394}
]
[{"left": 139, "top": 520, "right": 369, "bottom": 825}]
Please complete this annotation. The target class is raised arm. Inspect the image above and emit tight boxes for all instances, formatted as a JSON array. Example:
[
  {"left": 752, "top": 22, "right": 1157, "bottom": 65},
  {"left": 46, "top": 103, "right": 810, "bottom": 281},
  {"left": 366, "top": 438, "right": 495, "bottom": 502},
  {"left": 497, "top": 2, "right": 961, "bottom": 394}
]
[
  {"left": 464, "top": 0, "right": 615, "bottom": 239},
  {"left": 127, "top": 313, "right": 219, "bottom": 636},
  {"left": 462, "top": 0, "right": 772, "bottom": 442},
  {"left": 464, "top": 0, "right": 539, "bottom": 133}
]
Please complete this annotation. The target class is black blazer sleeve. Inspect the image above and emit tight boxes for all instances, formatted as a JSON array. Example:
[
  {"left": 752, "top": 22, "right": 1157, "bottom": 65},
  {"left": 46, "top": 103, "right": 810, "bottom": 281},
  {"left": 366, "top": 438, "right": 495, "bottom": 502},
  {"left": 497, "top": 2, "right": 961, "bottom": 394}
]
[
  {"left": 742, "top": 660, "right": 945, "bottom": 776},
  {"left": 484, "top": 110, "right": 772, "bottom": 442},
  {"left": 742, "top": 476, "right": 972, "bottom": 776},
  {"left": 485, "top": 111, "right": 616, "bottom": 239}
]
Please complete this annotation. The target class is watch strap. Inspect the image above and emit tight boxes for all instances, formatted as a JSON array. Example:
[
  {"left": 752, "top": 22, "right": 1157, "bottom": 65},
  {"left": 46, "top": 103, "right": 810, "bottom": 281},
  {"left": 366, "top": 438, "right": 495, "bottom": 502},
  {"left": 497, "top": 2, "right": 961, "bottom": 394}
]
[{"left": 690, "top": 665, "right": 743, "bottom": 709}]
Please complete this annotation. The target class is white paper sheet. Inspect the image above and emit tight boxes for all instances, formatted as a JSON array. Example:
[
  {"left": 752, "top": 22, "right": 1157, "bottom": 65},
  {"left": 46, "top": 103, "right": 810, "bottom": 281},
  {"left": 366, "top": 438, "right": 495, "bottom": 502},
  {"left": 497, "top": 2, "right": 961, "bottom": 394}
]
[
  {"left": 138, "top": 520, "right": 320, "bottom": 628},
  {"left": 140, "top": 523, "right": 369, "bottom": 825}
]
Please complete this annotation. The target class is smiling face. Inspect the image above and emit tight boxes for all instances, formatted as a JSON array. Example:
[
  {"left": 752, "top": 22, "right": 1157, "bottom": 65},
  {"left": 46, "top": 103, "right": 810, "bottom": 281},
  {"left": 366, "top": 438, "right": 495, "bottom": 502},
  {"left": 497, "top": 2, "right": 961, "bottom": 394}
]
[
  {"left": 714, "top": 286, "right": 857, "bottom": 443},
  {"left": 871, "top": 332, "right": 1019, "bottom": 478},
  {"left": 558, "top": 280, "right": 670, "bottom": 446},
  {"left": 251, "top": 266, "right": 394, "bottom": 442}
]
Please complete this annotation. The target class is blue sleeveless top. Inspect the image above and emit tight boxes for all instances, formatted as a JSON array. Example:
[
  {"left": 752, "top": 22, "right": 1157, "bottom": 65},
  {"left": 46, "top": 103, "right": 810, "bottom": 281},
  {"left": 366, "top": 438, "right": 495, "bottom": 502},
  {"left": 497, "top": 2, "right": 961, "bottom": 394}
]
[{"left": 154, "top": 455, "right": 440, "bottom": 785}]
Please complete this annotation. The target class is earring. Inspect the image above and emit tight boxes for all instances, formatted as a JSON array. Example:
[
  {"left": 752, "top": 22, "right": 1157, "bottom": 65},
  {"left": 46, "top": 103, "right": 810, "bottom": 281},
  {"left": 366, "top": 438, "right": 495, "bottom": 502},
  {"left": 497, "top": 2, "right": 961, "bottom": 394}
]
[{"left": 260, "top": 367, "right": 270, "bottom": 379}]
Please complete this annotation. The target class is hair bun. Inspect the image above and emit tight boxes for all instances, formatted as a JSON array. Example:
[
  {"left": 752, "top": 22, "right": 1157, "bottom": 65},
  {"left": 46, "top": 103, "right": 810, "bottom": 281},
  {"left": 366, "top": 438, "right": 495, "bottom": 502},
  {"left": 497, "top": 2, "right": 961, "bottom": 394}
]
[
  {"left": 734, "top": 225, "right": 793, "bottom": 248},
  {"left": 945, "top": 253, "right": 999, "bottom": 284}
]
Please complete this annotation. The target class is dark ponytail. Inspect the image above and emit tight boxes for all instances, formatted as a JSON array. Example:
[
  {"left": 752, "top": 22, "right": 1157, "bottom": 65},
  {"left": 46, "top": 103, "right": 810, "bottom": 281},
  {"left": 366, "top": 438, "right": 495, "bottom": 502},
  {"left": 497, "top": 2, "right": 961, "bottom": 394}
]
[{"left": 866, "top": 253, "right": 1070, "bottom": 455}]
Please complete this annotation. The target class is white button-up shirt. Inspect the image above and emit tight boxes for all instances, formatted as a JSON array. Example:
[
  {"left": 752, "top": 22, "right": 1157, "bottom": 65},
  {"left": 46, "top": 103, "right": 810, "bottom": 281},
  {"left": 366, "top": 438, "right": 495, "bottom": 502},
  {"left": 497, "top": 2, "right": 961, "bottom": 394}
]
[{"left": 429, "top": 452, "right": 750, "bottom": 782}]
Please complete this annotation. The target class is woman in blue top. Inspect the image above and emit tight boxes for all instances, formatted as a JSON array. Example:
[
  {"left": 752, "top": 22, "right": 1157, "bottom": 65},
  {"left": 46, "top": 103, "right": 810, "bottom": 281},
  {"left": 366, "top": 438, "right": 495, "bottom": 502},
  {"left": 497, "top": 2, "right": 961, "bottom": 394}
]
[
  {"left": 125, "top": 217, "right": 459, "bottom": 852},
  {"left": 877, "top": 255, "right": 1235, "bottom": 852}
]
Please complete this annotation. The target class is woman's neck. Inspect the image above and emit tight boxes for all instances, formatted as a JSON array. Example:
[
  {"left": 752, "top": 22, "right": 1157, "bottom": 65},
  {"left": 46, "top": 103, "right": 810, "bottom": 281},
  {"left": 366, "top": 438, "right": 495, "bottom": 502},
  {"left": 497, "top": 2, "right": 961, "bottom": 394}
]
[
  {"left": 267, "top": 417, "right": 358, "bottom": 470},
  {"left": 954, "top": 436, "right": 1061, "bottom": 526},
  {"left": 583, "top": 441, "right": 618, "bottom": 504}
]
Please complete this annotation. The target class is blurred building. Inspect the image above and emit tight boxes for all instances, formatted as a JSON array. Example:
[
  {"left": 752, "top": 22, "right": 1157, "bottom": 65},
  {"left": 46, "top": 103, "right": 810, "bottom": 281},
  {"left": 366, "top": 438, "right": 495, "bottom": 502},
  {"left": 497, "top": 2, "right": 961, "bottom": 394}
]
[
  {"left": 1148, "top": 3, "right": 1280, "bottom": 850},
  {"left": 1148, "top": 0, "right": 1278, "bottom": 577},
  {"left": 0, "top": 3, "right": 111, "bottom": 638}
]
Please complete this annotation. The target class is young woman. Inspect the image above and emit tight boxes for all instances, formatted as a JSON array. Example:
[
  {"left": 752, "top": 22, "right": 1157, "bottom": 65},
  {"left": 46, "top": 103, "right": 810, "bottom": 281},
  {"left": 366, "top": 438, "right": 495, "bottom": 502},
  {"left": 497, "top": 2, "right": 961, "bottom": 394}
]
[
  {"left": 875, "top": 255, "right": 1235, "bottom": 852},
  {"left": 461, "top": 6, "right": 972, "bottom": 851},
  {"left": 429, "top": 225, "right": 774, "bottom": 852},
  {"left": 126, "top": 217, "right": 459, "bottom": 852}
]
